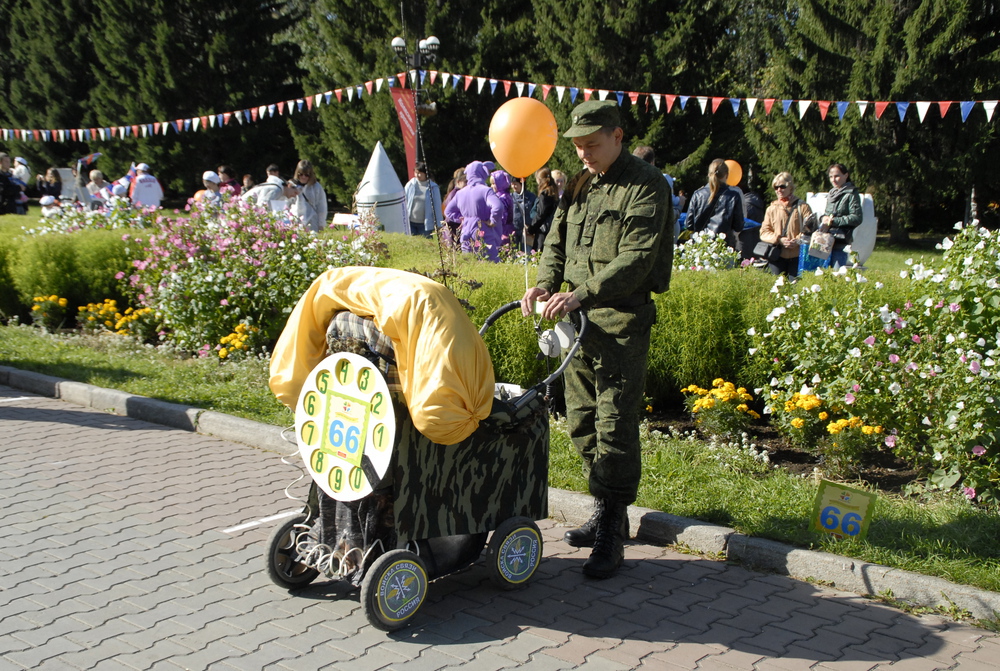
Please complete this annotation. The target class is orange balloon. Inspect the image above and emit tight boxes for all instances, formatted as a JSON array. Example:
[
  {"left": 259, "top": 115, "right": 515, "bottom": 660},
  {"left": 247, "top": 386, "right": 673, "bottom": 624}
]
[
  {"left": 488, "top": 98, "right": 559, "bottom": 178},
  {"left": 725, "top": 160, "right": 743, "bottom": 186},
  {"left": 193, "top": 189, "right": 207, "bottom": 202}
]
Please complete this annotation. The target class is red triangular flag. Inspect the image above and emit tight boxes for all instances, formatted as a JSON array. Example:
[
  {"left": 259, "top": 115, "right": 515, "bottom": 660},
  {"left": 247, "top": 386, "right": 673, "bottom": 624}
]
[
  {"left": 277, "top": 101, "right": 285, "bottom": 115},
  {"left": 583, "top": 89, "right": 593, "bottom": 101},
  {"left": 874, "top": 101, "right": 891, "bottom": 119},
  {"left": 464, "top": 75, "right": 473, "bottom": 90},
  {"left": 70, "top": 129, "right": 77, "bottom": 141},
  {"left": 33, "top": 130, "right": 40, "bottom": 141},
  {"left": 711, "top": 97, "right": 725, "bottom": 113},
  {"left": 628, "top": 91, "right": 640, "bottom": 106},
  {"left": 153, "top": 122, "right": 161, "bottom": 134},
  {"left": 938, "top": 101, "right": 952, "bottom": 118},
  {"left": 542, "top": 84, "right": 552, "bottom": 100},
  {"left": 305, "top": 96, "right": 313, "bottom": 110},
  {"left": 251, "top": 108, "right": 259, "bottom": 121},
  {"left": 223, "top": 112, "right": 232, "bottom": 125},
  {"left": 763, "top": 98, "right": 776, "bottom": 114},
  {"left": 365, "top": 80, "right": 373, "bottom": 95},
  {"left": 398, "top": 74, "right": 407, "bottom": 88},
  {"left": 429, "top": 71, "right": 437, "bottom": 84},
  {"left": 818, "top": 101, "right": 831, "bottom": 120},
  {"left": 502, "top": 80, "right": 511, "bottom": 96},
  {"left": 664, "top": 95, "right": 677, "bottom": 113},
  {"left": 335, "top": 89, "right": 343, "bottom": 103}
]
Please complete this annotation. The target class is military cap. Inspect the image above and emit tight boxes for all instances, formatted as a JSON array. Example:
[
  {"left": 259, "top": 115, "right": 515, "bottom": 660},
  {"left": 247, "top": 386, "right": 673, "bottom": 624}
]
[{"left": 563, "top": 100, "right": 622, "bottom": 138}]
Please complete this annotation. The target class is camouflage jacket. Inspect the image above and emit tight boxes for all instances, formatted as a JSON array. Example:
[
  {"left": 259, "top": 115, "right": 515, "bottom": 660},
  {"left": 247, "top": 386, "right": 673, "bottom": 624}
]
[{"left": 536, "top": 149, "right": 672, "bottom": 309}]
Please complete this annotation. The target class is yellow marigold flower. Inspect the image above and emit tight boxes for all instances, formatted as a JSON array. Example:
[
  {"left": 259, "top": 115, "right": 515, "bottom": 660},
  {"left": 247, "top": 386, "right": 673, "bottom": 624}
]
[
  {"left": 31, "top": 305, "right": 40, "bottom": 311},
  {"left": 828, "top": 423, "right": 841, "bottom": 434},
  {"left": 104, "top": 320, "right": 113, "bottom": 327},
  {"left": 874, "top": 426, "right": 883, "bottom": 434},
  {"left": 818, "top": 412, "right": 828, "bottom": 420},
  {"left": 862, "top": 426, "right": 875, "bottom": 435},
  {"left": 645, "top": 404, "right": 653, "bottom": 413},
  {"left": 58, "top": 298, "right": 67, "bottom": 307},
  {"left": 712, "top": 378, "right": 724, "bottom": 387},
  {"left": 791, "top": 418, "right": 805, "bottom": 429},
  {"left": 219, "top": 348, "right": 229, "bottom": 359},
  {"left": 749, "top": 410, "right": 761, "bottom": 420},
  {"left": 736, "top": 403, "right": 749, "bottom": 412},
  {"left": 701, "top": 398, "right": 716, "bottom": 409},
  {"left": 49, "top": 295, "right": 58, "bottom": 302},
  {"left": 87, "top": 315, "right": 95, "bottom": 321}
]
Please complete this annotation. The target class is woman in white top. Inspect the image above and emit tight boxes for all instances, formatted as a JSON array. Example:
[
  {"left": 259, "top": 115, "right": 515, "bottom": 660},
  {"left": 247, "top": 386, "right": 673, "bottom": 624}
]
[{"left": 290, "top": 159, "right": 328, "bottom": 232}]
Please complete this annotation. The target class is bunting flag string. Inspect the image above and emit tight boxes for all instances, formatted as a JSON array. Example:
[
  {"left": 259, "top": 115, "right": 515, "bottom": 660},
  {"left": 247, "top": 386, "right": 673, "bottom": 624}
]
[{"left": 2, "top": 69, "right": 996, "bottom": 143}]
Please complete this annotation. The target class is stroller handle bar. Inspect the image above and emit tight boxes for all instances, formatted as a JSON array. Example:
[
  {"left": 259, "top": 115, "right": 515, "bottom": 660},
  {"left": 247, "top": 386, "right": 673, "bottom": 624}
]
[{"left": 479, "top": 301, "right": 589, "bottom": 411}]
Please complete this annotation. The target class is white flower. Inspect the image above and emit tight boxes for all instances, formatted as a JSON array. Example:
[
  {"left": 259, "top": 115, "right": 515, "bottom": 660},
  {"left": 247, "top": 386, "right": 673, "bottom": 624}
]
[
  {"left": 799, "top": 385, "right": 812, "bottom": 395},
  {"left": 810, "top": 284, "right": 822, "bottom": 293},
  {"left": 747, "top": 327, "right": 756, "bottom": 336},
  {"left": 889, "top": 382, "right": 902, "bottom": 395},
  {"left": 941, "top": 238, "right": 954, "bottom": 249},
  {"left": 848, "top": 348, "right": 861, "bottom": 357},
  {"left": 811, "top": 374, "right": 822, "bottom": 383},
  {"left": 748, "top": 348, "right": 758, "bottom": 355},
  {"left": 791, "top": 321, "right": 801, "bottom": 330},
  {"left": 922, "top": 417, "right": 933, "bottom": 426}
]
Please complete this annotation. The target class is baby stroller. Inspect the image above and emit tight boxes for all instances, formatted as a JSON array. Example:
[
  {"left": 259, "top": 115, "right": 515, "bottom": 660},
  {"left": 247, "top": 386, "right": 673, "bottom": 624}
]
[{"left": 265, "top": 300, "right": 586, "bottom": 631}]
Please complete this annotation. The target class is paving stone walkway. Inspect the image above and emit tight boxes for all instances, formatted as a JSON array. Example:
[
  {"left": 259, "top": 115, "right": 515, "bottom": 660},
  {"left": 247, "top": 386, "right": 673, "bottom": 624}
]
[{"left": 1, "top": 385, "right": 997, "bottom": 670}]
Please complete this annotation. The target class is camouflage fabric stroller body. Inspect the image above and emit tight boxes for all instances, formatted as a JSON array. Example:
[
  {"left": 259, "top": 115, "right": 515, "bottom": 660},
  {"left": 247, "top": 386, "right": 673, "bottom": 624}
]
[{"left": 265, "top": 302, "right": 583, "bottom": 631}]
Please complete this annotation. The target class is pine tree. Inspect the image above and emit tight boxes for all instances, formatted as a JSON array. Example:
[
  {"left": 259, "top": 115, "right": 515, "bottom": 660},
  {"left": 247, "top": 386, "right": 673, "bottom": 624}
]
[{"left": 744, "top": 0, "right": 1000, "bottom": 240}]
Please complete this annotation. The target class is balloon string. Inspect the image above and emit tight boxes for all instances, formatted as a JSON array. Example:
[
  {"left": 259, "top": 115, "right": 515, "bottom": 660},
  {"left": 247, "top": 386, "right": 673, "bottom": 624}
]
[{"left": 519, "top": 196, "right": 543, "bottom": 331}]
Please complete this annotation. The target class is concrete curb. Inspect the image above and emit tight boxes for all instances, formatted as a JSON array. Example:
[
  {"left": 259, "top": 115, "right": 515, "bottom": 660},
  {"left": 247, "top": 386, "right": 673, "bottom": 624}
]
[{"left": 3, "top": 364, "right": 999, "bottom": 619}]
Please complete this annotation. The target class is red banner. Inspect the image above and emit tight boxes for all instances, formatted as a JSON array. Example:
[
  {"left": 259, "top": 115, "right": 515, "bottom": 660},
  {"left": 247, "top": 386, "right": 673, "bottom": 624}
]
[{"left": 391, "top": 87, "right": 418, "bottom": 180}]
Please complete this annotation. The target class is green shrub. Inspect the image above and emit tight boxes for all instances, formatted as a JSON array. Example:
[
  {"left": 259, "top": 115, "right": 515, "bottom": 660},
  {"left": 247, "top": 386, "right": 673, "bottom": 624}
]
[{"left": 0, "top": 233, "right": 21, "bottom": 320}]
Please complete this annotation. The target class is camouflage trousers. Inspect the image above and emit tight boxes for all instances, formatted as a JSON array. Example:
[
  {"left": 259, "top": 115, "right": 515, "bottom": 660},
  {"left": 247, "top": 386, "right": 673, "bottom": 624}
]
[{"left": 564, "top": 303, "right": 655, "bottom": 505}]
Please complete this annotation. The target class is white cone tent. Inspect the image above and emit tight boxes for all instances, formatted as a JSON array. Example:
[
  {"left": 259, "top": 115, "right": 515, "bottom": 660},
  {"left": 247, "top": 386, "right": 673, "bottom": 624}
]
[{"left": 354, "top": 141, "right": 407, "bottom": 235}]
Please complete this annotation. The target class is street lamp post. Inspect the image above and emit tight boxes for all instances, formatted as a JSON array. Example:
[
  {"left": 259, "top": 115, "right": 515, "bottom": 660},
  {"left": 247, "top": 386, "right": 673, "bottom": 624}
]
[{"left": 390, "top": 34, "right": 439, "bottom": 168}]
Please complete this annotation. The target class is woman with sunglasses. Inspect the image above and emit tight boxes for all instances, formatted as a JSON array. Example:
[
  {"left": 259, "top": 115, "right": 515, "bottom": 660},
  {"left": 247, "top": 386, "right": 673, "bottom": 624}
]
[{"left": 759, "top": 172, "right": 813, "bottom": 277}]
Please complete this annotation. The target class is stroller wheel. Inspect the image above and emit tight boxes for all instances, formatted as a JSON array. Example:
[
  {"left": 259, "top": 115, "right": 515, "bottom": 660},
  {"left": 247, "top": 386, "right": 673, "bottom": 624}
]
[
  {"left": 486, "top": 517, "right": 542, "bottom": 590},
  {"left": 265, "top": 513, "right": 319, "bottom": 589},
  {"left": 360, "top": 549, "right": 428, "bottom": 631}
]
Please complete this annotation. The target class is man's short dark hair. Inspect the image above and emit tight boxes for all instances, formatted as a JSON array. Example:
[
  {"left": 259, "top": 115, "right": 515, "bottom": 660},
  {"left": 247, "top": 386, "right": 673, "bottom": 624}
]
[
  {"left": 632, "top": 146, "right": 656, "bottom": 165},
  {"left": 266, "top": 163, "right": 280, "bottom": 174}
]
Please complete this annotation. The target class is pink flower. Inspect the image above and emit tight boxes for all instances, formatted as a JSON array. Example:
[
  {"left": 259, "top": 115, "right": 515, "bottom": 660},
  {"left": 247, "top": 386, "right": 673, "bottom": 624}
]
[
  {"left": 864, "top": 335, "right": 875, "bottom": 346},
  {"left": 912, "top": 335, "right": 921, "bottom": 344},
  {"left": 885, "top": 435, "right": 897, "bottom": 447},
  {"left": 889, "top": 354, "right": 900, "bottom": 363},
  {"left": 845, "top": 392, "right": 856, "bottom": 404},
  {"left": 904, "top": 301, "right": 913, "bottom": 310},
  {"left": 970, "top": 360, "right": 981, "bottom": 374},
  {"left": 220, "top": 299, "right": 229, "bottom": 306},
  {"left": 115, "top": 271, "right": 125, "bottom": 280},
  {"left": 935, "top": 300, "right": 945, "bottom": 309},
  {"left": 949, "top": 303, "right": 960, "bottom": 312},
  {"left": 963, "top": 487, "right": 976, "bottom": 501},
  {"left": 973, "top": 445, "right": 986, "bottom": 456},
  {"left": 907, "top": 362, "right": 918, "bottom": 371}
]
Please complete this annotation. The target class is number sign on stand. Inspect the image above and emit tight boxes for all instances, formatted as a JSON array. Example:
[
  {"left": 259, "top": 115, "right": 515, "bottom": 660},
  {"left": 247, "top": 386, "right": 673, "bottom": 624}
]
[
  {"left": 811, "top": 480, "right": 877, "bottom": 541},
  {"left": 294, "top": 352, "right": 396, "bottom": 501}
]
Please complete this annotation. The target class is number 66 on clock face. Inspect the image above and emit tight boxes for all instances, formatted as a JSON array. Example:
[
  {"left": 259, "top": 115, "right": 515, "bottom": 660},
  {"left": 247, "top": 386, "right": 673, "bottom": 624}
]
[{"left": 294, "top": 352, "right": 397, "bottom": 502}]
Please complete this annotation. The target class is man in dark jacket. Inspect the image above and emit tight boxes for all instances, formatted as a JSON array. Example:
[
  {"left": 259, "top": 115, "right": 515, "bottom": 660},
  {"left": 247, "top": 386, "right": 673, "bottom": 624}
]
[
  {"left": 521, "top": 101, "right": 672, "bottom": 579},
  {"left": 0, "top": 154, "right": 24, "bottom": 215}
]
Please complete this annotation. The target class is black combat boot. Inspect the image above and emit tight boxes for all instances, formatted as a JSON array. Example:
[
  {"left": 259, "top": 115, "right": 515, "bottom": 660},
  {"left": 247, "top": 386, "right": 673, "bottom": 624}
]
[
  {"left": 582, "top": 500, "right": 628, "bottom": 579},
  {"left": 563, "top": 499, "right": 603, "bottom": 547}
]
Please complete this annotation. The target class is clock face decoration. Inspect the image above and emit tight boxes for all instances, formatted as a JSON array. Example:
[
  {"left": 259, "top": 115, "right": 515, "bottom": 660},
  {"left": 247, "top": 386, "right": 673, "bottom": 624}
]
[{"left": 294, "top": 352, "right": 396, "bottom": 501}]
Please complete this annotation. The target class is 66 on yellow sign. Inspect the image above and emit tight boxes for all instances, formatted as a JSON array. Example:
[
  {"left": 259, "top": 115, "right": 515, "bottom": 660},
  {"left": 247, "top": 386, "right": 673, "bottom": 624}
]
[
  {"left": 811, "top": 480, "right": 877, "bottom": 541},
  {"left": 294, "top": 352, "right": 396, "bottom": 501}
]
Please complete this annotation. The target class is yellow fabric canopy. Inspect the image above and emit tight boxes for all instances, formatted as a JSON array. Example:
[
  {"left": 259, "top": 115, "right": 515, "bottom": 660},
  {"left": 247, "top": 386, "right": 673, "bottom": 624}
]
[{"left": 269, "top": 267, "right": 495, "bottom": 445}]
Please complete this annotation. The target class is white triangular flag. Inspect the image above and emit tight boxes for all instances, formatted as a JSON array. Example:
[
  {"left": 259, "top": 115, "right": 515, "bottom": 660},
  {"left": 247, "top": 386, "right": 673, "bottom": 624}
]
[
  {"left": 984, "top": 101, "right": 998, "bottom": 122},
  {"left": 598, "top": 90, "right": 610, "bottom": 101},
  {"left": 916, "top": 101, "right": 931, "bottom": 122},
  {"left": 556, "top": 86, "right": 565, "bottom": 102},
  {"left": 346, "top": 87, "right": 354, "bottom": 102},
  {"left": 697, "top": 96, "right": 708, "bottom": 113},
  {"left": 440, "top": 72, "right": 450, "bottom": 86},
  {"left": 376, "top": 78, "right": 384, "bottom": 92},
  {"left": 798, "top": 100, "right": 811, "bottom": 119},
  {"left": 409, "top": 69, "right": 417, "bottom": 84},
  {"left": 856, "top": 101, "right": 869, "bottom": 117},
  {"left": 477, "top": 77, "right": 487, "bottom": 93},
  {"left": 515, "top": 81, "right": 524, "bottom": 97},
  {"left": 192, "top": 117, "right": 201, "bottom": 131},
  {"left": 746, "top": 97, "right": 758, "bottom": 116},
  {"left": 315, "top": 93, "right": 323, "bottom": 106},
  {"left": 651, "top": 93, "right": 661, "bottom": 111}
]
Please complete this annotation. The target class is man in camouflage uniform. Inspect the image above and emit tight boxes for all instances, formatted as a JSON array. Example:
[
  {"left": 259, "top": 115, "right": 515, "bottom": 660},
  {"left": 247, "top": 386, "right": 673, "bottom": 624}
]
[{"left": 521, "top": 100, "right": 672, "bottom": 578}]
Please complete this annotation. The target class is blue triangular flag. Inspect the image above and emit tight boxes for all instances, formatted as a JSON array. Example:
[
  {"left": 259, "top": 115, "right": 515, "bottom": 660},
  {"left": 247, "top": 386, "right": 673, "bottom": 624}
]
[
  {"left": 569, "top": 87, "right": 579, "bottom": 103},
  {"left": 296, "top": 100, "right": 304, "bottom": 112},
  {"left": 489, "top": 79, "right": 498, "bottom": 94},
  {"left": 730, "top": 98, "right": 741, "bottom": 115},
  {"left": 896, "top": 102, "right": 909, "bottom": 121},
  {"left": 171, "top": 122, "right": 179, "bottom": 133},
  {"left": 325, "top": 92, "right": 332, "bottom": 104},
  {"left": 527, "top": 83, "right": 536, "bottom": 98},
  {"left": 356, "top": 86, "right": 363, "bottom": 99},
  {"left": 679, "top": 96, "right": 689, "bottom": 110},
  {"left": 419, "top": 70, "right": 427, "bottom": 84},
  {"left": 616, "top": 91, "right": 624, "bottom": 106},
  {"left": 387, "top": 76, "right": 395, "bottom": 88},
  {"left": 452, "top": 74, "right": 461, "bottom": 88},
  {"left": 782, "top": 99, "right": 793, "bottom": 115},
  {"left": 181, "top": 120, "right": 189, "bottom": 131},
  {"left": 960, "top": 101, "right": 975, "bottom": 122},
  {"left": 836, "top": 101, "right": 849, "bottom": 119}
]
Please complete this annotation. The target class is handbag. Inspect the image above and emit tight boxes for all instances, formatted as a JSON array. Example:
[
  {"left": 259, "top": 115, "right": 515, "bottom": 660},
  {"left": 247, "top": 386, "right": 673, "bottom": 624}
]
[
  {"left": 753, "top": 240, "right": 783, "bottom": 263},
  {"left": 809, "top": 230, "right": 834, "bottom": 259}
]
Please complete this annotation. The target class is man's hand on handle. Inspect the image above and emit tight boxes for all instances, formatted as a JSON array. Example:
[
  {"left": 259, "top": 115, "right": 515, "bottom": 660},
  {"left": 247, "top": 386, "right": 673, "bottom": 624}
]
[{"left": 521, "top": 287, "right": 580, "bottom": 320}]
